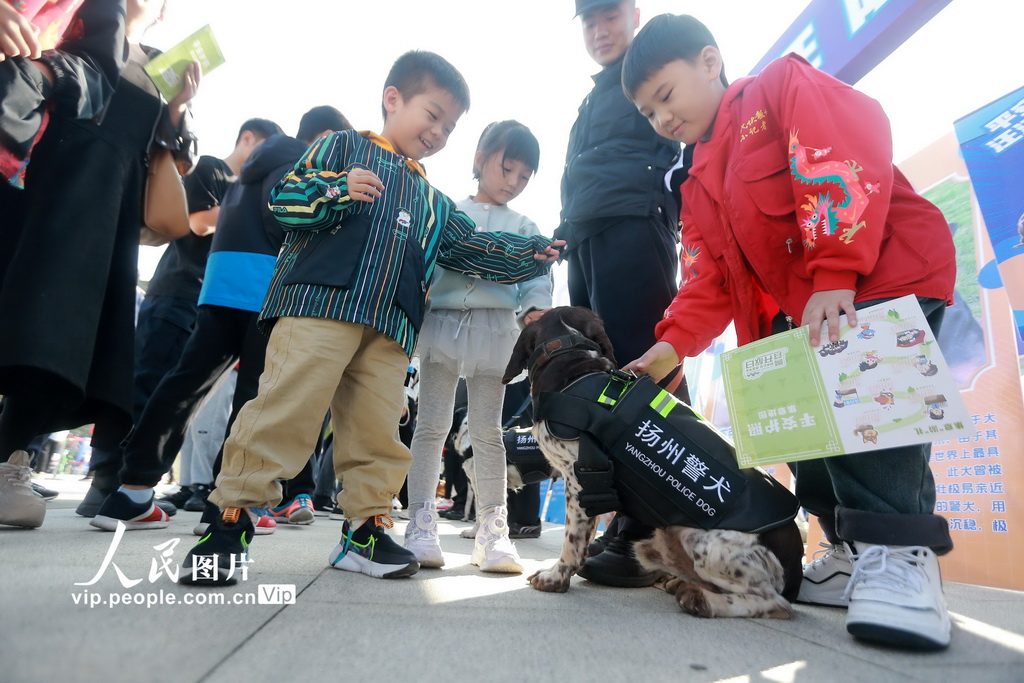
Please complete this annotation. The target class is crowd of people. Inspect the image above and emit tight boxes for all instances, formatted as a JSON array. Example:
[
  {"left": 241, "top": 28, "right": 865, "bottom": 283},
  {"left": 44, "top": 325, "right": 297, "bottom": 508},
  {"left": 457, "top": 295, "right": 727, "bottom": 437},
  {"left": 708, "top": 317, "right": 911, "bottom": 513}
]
[{"left": 0, "top": 0, "right": 958, "bottom": 652}]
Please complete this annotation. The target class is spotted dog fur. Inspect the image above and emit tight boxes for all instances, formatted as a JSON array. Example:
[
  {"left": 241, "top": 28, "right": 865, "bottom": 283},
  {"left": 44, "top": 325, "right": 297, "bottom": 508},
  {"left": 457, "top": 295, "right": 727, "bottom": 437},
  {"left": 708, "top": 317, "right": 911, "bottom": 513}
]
[
  {"left": 634, "top": 527, "right": 792, "bottom": 618},
  {"left": 502, "top": 307, "right": 803, "bottom": 618}
]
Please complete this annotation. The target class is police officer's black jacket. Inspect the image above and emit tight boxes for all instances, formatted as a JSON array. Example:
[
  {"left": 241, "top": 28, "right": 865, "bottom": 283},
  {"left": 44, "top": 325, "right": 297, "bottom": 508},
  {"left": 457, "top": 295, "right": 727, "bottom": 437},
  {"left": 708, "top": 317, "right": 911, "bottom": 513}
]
[{"left": 557, "top": 57, "right": 679, "bottom": 241}]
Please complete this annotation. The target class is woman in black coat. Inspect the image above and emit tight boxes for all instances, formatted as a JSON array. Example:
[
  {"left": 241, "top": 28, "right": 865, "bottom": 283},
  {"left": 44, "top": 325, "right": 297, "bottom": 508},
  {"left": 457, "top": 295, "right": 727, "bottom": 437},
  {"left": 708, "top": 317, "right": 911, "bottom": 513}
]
[{"left": 0, "top": 0, "right": 198, "bottom": 466}]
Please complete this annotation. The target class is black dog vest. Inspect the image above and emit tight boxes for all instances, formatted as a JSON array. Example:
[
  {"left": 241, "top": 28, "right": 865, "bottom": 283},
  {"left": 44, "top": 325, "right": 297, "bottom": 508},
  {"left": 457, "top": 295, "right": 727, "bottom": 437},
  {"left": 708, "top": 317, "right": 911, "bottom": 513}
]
[
  {"left": 503, "top": 427, "right": 554, "bottom": 486},
  {"left": 536, "top": 372, "right": 798, "bottom": 533}
]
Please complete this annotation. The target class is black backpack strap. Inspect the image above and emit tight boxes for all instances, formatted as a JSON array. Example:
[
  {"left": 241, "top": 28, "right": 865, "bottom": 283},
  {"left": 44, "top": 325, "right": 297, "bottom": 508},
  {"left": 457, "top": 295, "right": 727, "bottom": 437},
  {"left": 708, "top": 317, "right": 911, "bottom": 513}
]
[
  {"left": 574, "top": 434, "right": 620, "bottom": 517},
  {"left": 536, "top": 389, "right": 627, "bottom": 518}
]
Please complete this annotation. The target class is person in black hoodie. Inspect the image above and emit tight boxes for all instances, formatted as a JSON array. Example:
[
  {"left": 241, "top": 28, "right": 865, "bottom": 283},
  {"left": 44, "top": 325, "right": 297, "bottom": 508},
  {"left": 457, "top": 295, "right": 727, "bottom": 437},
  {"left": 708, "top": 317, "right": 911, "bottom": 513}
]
[{"left": 89, "top": 106, "right": 353, "bottom": 532}]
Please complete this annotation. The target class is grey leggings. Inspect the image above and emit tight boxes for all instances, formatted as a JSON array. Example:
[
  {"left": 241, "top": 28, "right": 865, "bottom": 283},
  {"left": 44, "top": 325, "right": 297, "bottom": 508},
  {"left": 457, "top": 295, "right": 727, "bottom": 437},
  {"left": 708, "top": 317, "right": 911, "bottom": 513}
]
[{"left": 407, "top": 360, "right": 507, "bottom": 516}]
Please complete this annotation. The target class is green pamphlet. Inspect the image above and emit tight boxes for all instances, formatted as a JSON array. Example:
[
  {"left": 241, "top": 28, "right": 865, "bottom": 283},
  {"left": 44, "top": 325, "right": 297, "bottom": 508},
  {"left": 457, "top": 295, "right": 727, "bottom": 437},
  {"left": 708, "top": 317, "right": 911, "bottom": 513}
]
[
  {"left": 721, "top": 296, "right": 971, "bottom": 468},
  {"left": 144, "top": 25, "right": 225, "bottom": 101}
]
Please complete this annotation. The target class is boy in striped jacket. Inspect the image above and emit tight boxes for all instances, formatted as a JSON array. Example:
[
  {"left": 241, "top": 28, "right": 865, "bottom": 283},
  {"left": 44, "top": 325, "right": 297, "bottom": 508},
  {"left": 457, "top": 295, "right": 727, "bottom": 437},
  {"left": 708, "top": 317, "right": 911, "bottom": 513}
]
[{"left": 178, "top": 50, "right": 562, "bottom": 585}]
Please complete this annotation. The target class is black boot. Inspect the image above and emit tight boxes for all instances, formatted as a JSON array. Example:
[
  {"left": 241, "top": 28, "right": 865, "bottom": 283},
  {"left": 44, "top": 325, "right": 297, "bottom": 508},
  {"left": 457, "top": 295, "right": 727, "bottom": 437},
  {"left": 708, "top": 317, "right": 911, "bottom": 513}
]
[
  {"left": 587, "top": 515, "right": 621, "bottom": 558},
  {"left": 576, "top": 536, "right": 660, "bottom": 588}
]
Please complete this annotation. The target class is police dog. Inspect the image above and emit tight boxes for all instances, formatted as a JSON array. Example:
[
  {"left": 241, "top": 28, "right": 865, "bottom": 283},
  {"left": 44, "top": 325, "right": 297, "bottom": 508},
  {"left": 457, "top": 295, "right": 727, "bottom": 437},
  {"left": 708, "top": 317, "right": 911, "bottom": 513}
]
[{"left": 502, "top": 307, "right": 802, "bottom": 619}]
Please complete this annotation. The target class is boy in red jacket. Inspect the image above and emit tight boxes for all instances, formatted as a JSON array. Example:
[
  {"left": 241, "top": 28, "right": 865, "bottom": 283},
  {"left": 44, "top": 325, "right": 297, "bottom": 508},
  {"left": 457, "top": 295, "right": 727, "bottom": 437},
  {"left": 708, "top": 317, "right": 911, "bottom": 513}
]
[{"left": 621, "top": 14, "right": 956, "bottom": 650}]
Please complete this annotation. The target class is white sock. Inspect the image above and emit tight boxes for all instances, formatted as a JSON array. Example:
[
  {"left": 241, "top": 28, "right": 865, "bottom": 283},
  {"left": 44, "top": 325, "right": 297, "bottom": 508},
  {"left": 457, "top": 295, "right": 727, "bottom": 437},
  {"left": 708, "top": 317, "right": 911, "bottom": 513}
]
[
  {"left": 347, "top": 517, "right": 367, "bottom": 533},
  {"left": 119, "top": 486, "right": 153, "bottom": 504}
]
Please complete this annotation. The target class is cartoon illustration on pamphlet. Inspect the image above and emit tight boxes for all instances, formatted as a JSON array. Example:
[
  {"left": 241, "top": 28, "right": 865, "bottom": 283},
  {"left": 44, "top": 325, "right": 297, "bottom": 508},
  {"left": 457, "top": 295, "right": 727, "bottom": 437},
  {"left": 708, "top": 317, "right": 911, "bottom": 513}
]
[
  {"left": 833, "top": 388, "right": 860, "bottom": 408},
  {"left": 873, "top": 391, "right": 895, "bottom": 407},
  {"left": 817, "top": 339, "right": 849, "bottom": 357},
  {"left": 914, "top": 354, "right": 939, "bottom": 376},
  {"left": 858, "top": 351, "right": 882, "bottom": 372},
  {"left": 853, "top": 424, "right": 879, "bottom": 444},
  {"left": 896, "top": 327, "right": 927, "bottom": 347},
  {"left": 721, "top": 296, "right": 971, "bottom": 467},
  {"left": 923, "top": 394, "right": 947, "bottom": 420}
]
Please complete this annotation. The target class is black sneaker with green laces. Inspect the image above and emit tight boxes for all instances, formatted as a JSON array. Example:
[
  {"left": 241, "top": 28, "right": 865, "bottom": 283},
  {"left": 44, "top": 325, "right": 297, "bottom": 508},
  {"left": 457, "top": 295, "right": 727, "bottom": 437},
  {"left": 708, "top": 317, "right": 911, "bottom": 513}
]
[
  {"left": 178, "top": 507, "right": 254, "bottom": 586},
  {"left": 328, "top": 515, "right": 419, "bottom": 579}
]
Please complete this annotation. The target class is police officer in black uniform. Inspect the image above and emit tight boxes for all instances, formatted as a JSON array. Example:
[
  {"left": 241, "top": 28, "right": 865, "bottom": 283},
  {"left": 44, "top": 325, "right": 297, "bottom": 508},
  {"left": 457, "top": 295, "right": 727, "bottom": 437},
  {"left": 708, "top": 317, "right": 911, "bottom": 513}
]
[{"left": 555, "top": 0, "right": 681, "bottom": 587}]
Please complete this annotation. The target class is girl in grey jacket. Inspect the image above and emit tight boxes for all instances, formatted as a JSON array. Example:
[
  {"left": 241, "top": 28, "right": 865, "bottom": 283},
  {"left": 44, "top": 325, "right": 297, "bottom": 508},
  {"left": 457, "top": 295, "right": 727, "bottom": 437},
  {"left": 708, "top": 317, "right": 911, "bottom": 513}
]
[{"left": 404, "top": 121, "right": 552, "bottom": 572}]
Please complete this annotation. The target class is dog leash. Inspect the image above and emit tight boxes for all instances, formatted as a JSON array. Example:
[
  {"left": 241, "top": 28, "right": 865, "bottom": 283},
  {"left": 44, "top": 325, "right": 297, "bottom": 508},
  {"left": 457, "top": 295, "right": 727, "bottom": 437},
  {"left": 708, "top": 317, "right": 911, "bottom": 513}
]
[{"left": 502, "top": 393, "right": 534, "bottom": 430}]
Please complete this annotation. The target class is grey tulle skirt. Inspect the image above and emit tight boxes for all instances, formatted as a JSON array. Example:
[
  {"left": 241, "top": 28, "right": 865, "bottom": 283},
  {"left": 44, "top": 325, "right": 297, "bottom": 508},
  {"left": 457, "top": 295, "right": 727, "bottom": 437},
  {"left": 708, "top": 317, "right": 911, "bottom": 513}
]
[{"left": 416, "top": 308, "right": 518, "bottom": 378}]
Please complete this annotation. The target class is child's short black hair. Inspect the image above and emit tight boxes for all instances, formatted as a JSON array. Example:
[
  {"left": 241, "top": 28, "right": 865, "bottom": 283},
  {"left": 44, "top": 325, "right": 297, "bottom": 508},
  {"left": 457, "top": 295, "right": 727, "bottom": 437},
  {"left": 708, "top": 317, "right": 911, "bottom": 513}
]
[
  {"left": 296, "top": 106, "right": 352, "bottom": 144},
  {"left": 382, "top": 50, "right": 471, "bottom": 119},
  {"left": 236, "top": 118, "right": 284, "bottom": 145},
  {"left": 472, "top": 120, "right": 540, "bottom": 180},
  {"left": 621, "top": 14, "right": 728, "bottom": 99}
]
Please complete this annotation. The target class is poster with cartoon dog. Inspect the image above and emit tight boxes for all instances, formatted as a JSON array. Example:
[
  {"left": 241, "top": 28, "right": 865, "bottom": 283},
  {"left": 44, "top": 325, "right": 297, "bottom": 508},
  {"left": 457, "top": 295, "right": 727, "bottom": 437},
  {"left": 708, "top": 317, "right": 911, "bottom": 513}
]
[{"left": 722, "top": 295, "right": 971, "bottom": 467}]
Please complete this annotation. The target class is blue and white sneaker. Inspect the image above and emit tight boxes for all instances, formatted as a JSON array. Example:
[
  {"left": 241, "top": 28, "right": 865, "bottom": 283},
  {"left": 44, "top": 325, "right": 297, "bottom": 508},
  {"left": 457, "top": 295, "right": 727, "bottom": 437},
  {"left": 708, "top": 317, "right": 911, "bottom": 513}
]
[{"left": 328, "top": 515, "right": 419, "bottom": 579}]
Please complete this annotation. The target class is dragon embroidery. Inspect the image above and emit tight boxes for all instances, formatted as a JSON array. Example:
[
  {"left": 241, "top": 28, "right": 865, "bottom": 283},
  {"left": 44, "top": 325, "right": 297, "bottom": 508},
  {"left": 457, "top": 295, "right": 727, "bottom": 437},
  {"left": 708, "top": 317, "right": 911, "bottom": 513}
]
[
  {"left": 789, "top": 129, "right": 879, "bottom": 248},
  {"left": 681, "top": 245, "right": 700, "bottom": 282}
]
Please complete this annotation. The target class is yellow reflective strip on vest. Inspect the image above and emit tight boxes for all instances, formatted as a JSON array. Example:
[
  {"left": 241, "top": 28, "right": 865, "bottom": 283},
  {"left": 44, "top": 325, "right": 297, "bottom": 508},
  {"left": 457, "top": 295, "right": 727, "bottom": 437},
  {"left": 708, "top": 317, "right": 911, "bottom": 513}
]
[
  {"left": 648, "top": 391, "right": 665, "bottom": 411},
  {"left": 659, "top": 401, "right": 676, "bottom": 418},
  {"left": 598, "top": 376, "right": 627, "bottom": 406},
  {"left": 649, "top": 390, "right": 676, "bottom": 418}
]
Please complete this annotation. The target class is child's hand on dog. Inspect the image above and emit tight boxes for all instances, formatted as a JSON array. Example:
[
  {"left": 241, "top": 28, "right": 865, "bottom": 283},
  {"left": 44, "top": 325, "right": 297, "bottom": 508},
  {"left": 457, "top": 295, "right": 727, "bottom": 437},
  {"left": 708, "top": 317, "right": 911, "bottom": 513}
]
[
  {"left": 624, "top": 341, "right": 680, "bottom": 382},
  {"left": 523, "top": 308, "right": 549, "bottom": 325}
]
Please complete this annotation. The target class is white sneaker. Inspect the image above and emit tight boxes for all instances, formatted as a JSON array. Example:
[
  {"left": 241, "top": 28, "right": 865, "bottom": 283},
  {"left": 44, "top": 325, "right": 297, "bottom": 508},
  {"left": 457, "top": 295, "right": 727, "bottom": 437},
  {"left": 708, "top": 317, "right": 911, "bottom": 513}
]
[
  {"left": 403, "top": 503, "right": 445, "bottom": 568},
  {"left": 471, "top": 506, "right": 523, "bottom": 574},
  {"left": 0, "top": 451, "right": 45, "bottom": 528},
  {"left": 797, "top": 542, "right": 853, "bottom": 606},
  {"left": 844, "top": 543, "right": 951, "bottom": 649}
]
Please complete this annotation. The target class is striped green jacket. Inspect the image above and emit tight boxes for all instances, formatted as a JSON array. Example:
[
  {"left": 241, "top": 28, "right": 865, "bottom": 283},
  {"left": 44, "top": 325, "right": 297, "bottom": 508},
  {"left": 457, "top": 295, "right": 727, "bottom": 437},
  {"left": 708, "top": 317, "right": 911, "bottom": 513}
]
[{"left": 264, "top": 130, "right": 553, "bottom": 356}]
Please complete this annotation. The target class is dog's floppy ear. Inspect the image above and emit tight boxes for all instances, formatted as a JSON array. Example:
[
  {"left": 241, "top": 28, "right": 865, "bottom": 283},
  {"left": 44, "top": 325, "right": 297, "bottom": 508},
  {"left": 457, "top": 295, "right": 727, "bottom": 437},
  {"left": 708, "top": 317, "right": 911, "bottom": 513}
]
[
  {"left": 579, "top": 310, "right": 617, "bottom": 367},
  {"left": 502, "top": 323, "right": 540, "bottom": 384}
]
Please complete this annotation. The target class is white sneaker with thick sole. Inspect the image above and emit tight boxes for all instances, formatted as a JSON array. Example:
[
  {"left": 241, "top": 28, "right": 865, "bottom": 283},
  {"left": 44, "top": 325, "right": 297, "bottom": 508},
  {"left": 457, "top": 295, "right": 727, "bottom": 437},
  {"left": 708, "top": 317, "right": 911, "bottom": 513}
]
[
  {"left": 844, "top": 543, "right": 951, "bottom": 650},
  {"left": 403, "top": 504, "right": 445, "bottom": 568},
  {"left": 797, "top": 542, "right": 853, "bottom": 606},
  {"left": 471, "top": 506, "right": 523, "bottom": 574},
  {"left": 0, "top": 451, "right": 45, "bottom": 528}
]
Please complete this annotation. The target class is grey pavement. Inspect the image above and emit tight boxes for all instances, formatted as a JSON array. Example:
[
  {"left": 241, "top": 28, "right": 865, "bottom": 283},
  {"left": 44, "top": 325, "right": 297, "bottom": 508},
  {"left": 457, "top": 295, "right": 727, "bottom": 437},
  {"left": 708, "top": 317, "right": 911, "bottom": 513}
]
[{"left": 3, "top": 475, "right": 1023, "bottom": 683}]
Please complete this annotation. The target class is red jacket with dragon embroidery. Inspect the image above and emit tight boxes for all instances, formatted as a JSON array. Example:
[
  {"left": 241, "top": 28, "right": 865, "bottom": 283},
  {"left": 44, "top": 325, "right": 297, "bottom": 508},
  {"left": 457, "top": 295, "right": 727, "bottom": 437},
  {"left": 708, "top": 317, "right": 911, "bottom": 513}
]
[{"left": 656, "top": 54, "right": 956, "bottom": 360}]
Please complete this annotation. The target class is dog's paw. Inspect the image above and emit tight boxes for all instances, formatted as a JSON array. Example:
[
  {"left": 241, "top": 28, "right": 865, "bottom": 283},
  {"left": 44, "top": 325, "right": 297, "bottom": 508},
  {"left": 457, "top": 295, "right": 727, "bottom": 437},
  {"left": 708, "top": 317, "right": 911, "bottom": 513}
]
[
  {"left": 674, "top": 584, "right": 713, "bottom": 618},
  {"left": 764, "top": 598, "right": 794, "bottom": 619},
  {"left": 528, "top": 567, "right": 571, "bottom": 593},
  {"left": 662, "top": 577, "right": 685, "bottom": 594}
]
